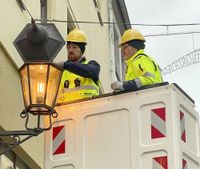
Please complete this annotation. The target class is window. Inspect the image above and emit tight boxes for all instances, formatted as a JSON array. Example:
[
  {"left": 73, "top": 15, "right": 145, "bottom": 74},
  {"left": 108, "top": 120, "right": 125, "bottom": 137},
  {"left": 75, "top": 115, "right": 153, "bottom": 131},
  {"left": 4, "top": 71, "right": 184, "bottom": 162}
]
[
  {"left": 108, "top": 2, "right": 126, "bottom": 82},
  {"left": 113, "top": 27, "right": 125, "bottom": 81}
]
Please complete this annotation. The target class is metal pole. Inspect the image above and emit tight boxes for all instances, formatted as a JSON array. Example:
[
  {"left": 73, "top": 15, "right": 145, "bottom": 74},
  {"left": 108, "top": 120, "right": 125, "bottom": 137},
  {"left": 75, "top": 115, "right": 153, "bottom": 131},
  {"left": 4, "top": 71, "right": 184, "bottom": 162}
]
[{"left": 41, "top": 0, "right": 47, "bottom": 24}]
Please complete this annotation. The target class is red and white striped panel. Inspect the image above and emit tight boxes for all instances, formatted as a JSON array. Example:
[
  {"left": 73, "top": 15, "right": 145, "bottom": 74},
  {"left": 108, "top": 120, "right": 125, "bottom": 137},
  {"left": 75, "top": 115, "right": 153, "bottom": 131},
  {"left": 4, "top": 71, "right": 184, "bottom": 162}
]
[
  {"left": 153, "top": 156, "right": 168, "bottom": 169},
  {"left": 180, "top": 111, "right": 186, "bottom": 142},
  {"left": 151, "top": 107, "right": 166, "bottom": 139},
  {"left": 182, "top": 159, "right": 187, "bottom": 169},
  {"left": 52, "top": 125, "right": 66, "bottom": 155}
]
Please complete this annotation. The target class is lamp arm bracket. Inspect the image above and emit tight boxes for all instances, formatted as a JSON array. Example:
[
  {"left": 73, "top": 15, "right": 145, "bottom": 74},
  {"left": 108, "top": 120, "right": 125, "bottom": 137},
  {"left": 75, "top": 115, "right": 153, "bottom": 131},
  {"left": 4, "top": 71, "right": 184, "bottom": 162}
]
[{"left": 0, "top": 129, "right": 43, "bottom": 155}]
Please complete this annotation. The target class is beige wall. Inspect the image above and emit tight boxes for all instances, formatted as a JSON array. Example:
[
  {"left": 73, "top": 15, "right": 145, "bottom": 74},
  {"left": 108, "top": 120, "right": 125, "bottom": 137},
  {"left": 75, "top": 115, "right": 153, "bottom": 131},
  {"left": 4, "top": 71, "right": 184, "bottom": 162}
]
[
  {"left": 0, "top": 0, "right": 41, "bottom": 68},
  {"left": 0, "top": 0, "right": 122, "bottom": 168}
]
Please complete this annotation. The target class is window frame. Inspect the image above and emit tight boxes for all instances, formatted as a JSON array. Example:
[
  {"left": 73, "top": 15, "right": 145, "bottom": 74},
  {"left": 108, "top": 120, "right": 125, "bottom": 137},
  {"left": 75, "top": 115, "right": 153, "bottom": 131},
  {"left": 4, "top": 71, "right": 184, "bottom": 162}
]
[{"left": 108, "top": 5, "right": 125, "bottom": 82}]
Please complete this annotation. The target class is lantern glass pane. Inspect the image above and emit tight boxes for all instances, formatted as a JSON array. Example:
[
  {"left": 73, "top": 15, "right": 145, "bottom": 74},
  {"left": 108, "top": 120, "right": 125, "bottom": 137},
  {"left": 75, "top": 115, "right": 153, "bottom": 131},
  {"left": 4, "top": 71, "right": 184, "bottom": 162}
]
[
  {"left": 46, "top": 65, "right": 62, "bottom": 107},
  {"left": 20, "top": 65, "right": 30, "bottom": 107},
  {"left": 29, "top": 64, "right": 48, "bottom": 104}
]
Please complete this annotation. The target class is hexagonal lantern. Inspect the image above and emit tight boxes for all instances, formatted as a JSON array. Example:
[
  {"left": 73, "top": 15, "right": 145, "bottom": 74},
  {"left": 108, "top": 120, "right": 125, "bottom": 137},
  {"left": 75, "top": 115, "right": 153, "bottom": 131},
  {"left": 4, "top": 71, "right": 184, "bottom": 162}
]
[
  {"left": 13, "top": 21, "right": 65, "bottom": 130},
  {"left": 0, "top": 20, "right": 65, "bottom": 155}
]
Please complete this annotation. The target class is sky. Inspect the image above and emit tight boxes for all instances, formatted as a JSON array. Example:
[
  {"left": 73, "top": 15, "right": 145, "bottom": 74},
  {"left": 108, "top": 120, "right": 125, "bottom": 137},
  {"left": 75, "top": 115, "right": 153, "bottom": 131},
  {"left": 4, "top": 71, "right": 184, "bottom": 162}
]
[{"left": 125, "top": 0, "right": 200, "bottom": 112}]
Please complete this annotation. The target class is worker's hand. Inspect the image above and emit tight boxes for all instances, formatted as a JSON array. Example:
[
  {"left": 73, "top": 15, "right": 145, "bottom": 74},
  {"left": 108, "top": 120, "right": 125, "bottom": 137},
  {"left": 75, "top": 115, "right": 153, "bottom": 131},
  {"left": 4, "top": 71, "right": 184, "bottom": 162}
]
[
  {"left": 111, "top": 81, "right": 124, "bottom": 91},
  {"left": 54, "top": 61, "right": 65, "bottom": 68}
]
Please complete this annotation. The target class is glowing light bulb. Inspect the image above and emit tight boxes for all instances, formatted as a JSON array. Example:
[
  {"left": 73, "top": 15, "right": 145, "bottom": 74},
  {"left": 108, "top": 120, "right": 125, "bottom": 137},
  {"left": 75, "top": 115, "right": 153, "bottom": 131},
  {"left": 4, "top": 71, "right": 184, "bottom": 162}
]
[
  {"left": 36, "top": 82, "right": 45, "bottom": 103},
  {"left": 37, "top": 82, "right": 44, "bottom": 93}
]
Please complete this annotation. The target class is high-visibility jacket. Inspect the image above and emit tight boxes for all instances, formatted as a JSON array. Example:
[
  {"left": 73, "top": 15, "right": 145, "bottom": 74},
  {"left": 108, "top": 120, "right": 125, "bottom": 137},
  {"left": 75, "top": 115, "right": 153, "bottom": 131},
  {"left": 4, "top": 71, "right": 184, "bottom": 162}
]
[
  {"left": 57, "top": 60, "right": 99, "bottom": 103},
  {"left": 123, "top": 49, "right": 163, "bottom": 90}
]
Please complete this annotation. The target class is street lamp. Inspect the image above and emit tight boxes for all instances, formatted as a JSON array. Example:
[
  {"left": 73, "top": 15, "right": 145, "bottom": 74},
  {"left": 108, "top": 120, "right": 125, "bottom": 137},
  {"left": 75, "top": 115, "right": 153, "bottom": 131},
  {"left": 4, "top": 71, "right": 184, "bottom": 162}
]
[
  {"left": 0, "top": 19, "right": 65, "bottom": 155},
  {"left": 19, "top": 62, "right": 62, "bottom": 130}
]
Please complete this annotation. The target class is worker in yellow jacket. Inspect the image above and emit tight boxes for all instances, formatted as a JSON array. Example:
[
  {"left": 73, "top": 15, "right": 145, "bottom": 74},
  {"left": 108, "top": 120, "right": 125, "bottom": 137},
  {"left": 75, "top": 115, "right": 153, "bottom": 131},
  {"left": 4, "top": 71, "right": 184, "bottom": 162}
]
[
  {"left": 111, "top": 29, "right": 163, "bottom": 91},
  {"left": 56, "top": 28, "right": 100, "bottom": 103}
]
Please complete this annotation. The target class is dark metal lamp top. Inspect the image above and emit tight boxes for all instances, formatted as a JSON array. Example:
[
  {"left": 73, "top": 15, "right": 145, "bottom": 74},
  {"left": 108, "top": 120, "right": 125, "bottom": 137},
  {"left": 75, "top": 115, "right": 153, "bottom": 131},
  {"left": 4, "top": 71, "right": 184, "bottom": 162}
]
[{"left": 13, "top": 22, "right": 65, "bottom": 62}]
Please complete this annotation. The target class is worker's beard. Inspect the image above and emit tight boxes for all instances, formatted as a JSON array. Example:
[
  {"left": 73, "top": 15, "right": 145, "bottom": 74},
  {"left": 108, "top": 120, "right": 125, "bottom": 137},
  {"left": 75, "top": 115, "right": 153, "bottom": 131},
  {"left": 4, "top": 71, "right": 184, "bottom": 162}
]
[{"left": 68, "top": 52, "right": 81, "bottom": 62}]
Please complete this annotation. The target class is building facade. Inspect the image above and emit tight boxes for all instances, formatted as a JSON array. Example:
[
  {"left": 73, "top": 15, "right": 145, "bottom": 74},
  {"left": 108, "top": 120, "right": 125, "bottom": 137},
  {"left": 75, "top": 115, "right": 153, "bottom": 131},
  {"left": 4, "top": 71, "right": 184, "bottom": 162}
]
[{"left": 0, "top": 0, "right": 130, "bottom": 168}]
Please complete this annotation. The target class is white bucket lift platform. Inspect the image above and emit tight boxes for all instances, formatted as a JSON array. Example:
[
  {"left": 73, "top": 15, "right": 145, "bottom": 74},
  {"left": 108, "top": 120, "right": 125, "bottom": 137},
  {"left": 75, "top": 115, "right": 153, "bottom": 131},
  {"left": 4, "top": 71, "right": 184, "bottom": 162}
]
[{"left": 44, "top": 83, "right": 200, "bottom": 169}]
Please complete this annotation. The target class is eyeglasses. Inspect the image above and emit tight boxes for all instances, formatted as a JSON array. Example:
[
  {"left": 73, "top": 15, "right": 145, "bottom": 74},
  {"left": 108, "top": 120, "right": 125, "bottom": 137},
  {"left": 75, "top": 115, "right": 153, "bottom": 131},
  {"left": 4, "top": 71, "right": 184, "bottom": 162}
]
[{"left": 121, "top": 44, "right": 129, "bottom": 50}]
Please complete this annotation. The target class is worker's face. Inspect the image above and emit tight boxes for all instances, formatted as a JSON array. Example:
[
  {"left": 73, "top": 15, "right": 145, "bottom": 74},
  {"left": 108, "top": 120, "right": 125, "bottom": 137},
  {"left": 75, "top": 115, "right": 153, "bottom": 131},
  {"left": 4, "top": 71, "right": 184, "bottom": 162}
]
[
  {"left": 121, "top": 43, "right": 137, "bottom": 60},
  {"left": 67, "top": 43, "right": 82, "bottom": 61}
]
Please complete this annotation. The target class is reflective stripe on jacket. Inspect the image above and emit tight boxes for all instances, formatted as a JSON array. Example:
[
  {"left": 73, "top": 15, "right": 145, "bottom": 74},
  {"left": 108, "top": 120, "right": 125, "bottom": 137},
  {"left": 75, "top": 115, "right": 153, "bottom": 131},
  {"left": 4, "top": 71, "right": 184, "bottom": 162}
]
[
  {"left": 57, "top": 60, "right": 99, "bottom": 103},
  {"left": 125, "top": 49, "right": 163, "bottom": 88}
]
